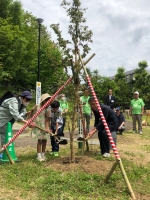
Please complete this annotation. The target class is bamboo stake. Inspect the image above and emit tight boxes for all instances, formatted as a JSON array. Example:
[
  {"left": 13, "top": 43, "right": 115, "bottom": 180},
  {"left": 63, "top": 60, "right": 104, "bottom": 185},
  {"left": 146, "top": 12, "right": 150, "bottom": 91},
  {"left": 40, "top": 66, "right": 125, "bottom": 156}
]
[
  {"left": 118, "top": 160, "right": 136, "bottom": 200},
  {"left": 5, "top": 148, "right": 15, "bottom": 164},
  {"left": 84, "top": 53, "right": 96, "bottom": 66},
  {"left": 78, "top": 50, "right": 136, "bottom": 200},
  {"left": 104, "top": 159, "right": 119, "bottom": 183}
]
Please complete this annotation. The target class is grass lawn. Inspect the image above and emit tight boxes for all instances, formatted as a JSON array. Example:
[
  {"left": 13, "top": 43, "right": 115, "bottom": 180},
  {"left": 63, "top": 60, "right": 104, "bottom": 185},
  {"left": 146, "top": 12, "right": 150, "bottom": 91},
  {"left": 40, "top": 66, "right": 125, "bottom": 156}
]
[{"left": 0, "top": 124, "right": 150, "bottom": 200}]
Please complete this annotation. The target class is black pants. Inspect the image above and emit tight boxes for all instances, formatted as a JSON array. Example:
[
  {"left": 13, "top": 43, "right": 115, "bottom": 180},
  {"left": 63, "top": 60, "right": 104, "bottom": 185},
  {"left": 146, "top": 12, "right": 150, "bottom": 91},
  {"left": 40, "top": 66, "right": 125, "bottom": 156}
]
[
  {"left": 98, "top": 129, "right": 110, "bottom": 155},
  {"left": 50, "top": 126, "right": 63, "bottom": 152}
]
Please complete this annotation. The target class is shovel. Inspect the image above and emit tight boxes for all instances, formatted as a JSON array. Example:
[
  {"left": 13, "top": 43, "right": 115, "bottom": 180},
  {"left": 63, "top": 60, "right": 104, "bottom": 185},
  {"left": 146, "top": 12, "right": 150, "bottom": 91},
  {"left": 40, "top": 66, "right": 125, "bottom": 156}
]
[
  {"left": 34, "top": 124, "right": 68, "bottom": 145},
  {"left": 77, "top": 136, "right": 90, "bottom": 142}
]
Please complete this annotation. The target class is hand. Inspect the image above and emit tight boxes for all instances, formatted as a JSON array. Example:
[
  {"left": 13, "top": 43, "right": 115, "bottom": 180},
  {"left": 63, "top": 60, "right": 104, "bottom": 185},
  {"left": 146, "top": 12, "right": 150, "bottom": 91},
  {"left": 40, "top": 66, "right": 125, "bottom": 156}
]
[
  {"left": 28, "top": 122, "right": 35, "bottom": 128},
  {"left": 87, "top": 131, "right": 94, "bottom": 138},
  {"left": 54, "top": 131, "right": 58, "bottom": 136}
]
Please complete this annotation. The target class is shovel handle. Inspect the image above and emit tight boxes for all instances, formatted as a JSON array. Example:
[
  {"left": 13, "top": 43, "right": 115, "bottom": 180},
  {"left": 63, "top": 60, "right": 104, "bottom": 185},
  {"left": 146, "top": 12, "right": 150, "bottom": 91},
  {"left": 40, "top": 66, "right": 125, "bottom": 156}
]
[
  {"left": 33, "top": 124, "right": 62, "bottom": 143},
  {"left": 34, "top": 124, "right": 55, "bottom": 136}
]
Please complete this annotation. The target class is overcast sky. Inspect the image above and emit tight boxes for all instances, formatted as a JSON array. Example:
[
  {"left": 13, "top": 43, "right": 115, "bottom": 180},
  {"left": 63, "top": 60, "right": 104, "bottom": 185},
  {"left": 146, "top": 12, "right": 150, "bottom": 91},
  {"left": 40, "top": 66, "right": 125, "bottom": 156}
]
[{"left": 20, "top": 0, "right": 150, "bottom": 76}]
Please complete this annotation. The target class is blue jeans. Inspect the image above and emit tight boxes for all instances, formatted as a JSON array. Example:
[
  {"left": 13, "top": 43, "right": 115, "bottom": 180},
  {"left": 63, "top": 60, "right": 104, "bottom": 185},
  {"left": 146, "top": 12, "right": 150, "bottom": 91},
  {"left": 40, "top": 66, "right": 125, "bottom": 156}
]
[
  {"left": 50, "top": 126, "right": 63, "bottom": 152},
  {"left": 0, "top": 124, "right": 7, "bottom": 147}
]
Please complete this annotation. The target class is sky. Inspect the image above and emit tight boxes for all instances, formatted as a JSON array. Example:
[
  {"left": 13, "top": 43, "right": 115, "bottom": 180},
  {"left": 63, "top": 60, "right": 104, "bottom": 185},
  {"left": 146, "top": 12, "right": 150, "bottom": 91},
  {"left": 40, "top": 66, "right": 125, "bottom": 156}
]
[{"left": 20, "top": 0, "right": 150, "bottom": 77}]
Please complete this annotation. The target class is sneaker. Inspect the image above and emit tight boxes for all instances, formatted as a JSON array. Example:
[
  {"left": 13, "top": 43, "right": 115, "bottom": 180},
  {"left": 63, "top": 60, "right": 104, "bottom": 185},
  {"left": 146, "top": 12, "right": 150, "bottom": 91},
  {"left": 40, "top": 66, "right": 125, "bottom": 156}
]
[
  {"left": 41, "top": 155, "right": 47, "bottom": 161},
  {"left": 139, "top": 131, "right": 142, "bottom": 135},
  {"left": 0, "top": 153, "right": 3, "bottom": 160},
  {"left": 37, "top": 157, "right": 44, "bottom": 162},
  {"left": 133, "top": 131, "right": 136, "bottom": 134},
  {"left": 50, "top": 152, "right": 54, "bottom": 155},
  {"left": 53, "top": 152, "right": 59, "bottom": 157},
  {"left": 102, "top": 153, "right": 110, "bottom": 158}
]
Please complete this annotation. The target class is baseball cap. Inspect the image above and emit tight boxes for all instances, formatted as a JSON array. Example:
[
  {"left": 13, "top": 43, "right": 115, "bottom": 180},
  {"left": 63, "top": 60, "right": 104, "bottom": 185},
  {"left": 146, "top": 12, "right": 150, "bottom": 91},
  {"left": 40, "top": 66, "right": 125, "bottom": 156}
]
[
  {"left": 134, "top": 91, "right": 139, "bottom": 95},
  {"left": 21, "top": 91, "right": 33, "bottom": 99},
  {"left": 116, "top": 107, "right": 120, "bottom": 111}
]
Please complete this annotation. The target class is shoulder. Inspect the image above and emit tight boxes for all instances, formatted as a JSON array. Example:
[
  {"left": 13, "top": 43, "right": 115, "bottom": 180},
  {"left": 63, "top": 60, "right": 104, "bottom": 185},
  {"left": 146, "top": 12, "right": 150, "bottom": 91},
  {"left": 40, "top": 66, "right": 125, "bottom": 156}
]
[
  {"left": 58, "top": 107, "right": 62, "bottom": 113},
  {"left": 5, "top": 97, "right": 18, "bottom": 104}
]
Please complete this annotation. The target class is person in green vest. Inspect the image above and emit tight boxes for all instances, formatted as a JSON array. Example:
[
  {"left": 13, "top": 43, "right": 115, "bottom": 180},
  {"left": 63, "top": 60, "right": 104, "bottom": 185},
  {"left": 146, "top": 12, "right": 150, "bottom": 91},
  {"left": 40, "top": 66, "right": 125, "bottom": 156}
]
[
  {"left": 80, "top": 89, "right": 92, "bottom": 133},
  {"left": 59, "top": 94, "right": 68, "bottom": 134},
  {"left": 129, "top": 91, "right": 145, "bottom": 134}
]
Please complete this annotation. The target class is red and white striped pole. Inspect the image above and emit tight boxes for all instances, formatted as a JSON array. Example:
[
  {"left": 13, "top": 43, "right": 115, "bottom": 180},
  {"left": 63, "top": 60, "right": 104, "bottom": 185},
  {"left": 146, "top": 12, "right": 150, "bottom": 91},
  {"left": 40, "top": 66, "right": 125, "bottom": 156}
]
[
  {"left": 1, "top": 77, "right": 72, "bottom": 152},
  {"left": 78, "top": 51, "right": 120, "bottom": 159}
]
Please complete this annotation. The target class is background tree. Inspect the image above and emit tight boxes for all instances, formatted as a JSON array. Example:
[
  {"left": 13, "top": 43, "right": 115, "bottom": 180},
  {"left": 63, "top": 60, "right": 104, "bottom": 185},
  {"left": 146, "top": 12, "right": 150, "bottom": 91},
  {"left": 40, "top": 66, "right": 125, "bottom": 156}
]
[
  {"left": 0, "top": 0, "right": 66, "bottom": 94},
  {"left": 134, "top": 61, "right": 150, "bottom": 109},
  {"left": 114, "top": 67, "right": 131, "bottom": 109}
]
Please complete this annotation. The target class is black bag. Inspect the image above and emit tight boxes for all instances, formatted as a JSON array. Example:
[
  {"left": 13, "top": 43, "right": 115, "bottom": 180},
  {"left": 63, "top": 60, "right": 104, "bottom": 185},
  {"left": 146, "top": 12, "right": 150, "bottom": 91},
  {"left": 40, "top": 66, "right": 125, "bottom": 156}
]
[
  {"left": 0, "top": 91, "right": 21, "bottom": 125},
  {"left": 0, "top": 91, "right": 14, "bottom": 106}
]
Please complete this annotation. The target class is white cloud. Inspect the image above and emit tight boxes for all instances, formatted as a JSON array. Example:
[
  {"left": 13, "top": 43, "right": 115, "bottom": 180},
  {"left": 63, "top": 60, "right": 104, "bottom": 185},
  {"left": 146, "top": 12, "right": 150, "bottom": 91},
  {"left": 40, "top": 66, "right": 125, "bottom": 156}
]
[{"left": 20, "top": 0, "right": 150, "bottom": 76}]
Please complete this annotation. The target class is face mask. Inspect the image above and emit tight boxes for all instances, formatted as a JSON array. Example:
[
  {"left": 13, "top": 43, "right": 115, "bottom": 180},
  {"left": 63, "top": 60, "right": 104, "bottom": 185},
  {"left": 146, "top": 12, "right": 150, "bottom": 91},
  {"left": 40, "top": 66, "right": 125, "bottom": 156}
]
[
  {"left": 23, "top": 102, "right": 30, "bottom": 107},
  {"left": 61, "top": 97, "right": 66, "bottom": 101}
]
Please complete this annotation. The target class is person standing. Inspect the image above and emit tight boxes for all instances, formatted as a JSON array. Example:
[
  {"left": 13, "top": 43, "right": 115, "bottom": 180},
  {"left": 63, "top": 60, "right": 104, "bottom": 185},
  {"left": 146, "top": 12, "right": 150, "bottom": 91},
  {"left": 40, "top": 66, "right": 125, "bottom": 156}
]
[
  {"left": 50, "top": 101, "right": 63, "bottom": 156},
  {"left": 129, "top": 91, "right": 145, "bottom": 134},
  {"left": 104, "top": 88, "right": 116, "bottom": 109},
  {"left": 115, "top": 107, "right": 125, "bottom": 135},
  {"left": 0, "top": 91, "right": 34, "bottom": 148},
  {"left": 87, "top": 97, "right": 118, "bottom": 158},
  {"left": 59, "top": 94, "right": 68, "bottom": 135},
  {"left": 80, "top": 89, "right": 92, "bottom": 133},
  {"left": 30, "top": 93, "right": 51, "bottom": 162}
]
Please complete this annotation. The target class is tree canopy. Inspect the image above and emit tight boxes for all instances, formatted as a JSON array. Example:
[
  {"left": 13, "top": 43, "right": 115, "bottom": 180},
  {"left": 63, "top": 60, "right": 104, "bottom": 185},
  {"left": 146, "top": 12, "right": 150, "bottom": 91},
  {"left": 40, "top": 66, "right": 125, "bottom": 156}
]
[{"left": 0, "top": 0, "right": 66, "bottom": 93}]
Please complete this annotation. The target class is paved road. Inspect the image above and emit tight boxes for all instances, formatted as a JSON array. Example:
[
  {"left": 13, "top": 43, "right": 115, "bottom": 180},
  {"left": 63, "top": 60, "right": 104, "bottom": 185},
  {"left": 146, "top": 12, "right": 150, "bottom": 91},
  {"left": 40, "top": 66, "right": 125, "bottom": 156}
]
[{"left": 12, "top": 120, "right": 133, "bottom": 139}]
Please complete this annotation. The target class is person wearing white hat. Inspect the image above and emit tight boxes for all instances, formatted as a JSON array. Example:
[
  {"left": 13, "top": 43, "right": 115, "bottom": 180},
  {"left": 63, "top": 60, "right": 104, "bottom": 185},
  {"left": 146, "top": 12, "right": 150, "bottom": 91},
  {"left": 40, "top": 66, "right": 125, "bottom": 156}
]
[
  {"left": 129, "top": 91, "right": 145, "bottom": 134},
  {"left": 30, "top": 93, "right": 51, "bottom": 162}
]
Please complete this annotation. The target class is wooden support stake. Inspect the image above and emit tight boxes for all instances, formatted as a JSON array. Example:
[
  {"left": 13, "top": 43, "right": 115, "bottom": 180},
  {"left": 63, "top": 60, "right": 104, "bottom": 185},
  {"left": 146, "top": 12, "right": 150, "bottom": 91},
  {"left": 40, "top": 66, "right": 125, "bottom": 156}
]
[
  {"left": 5, "top": 148, "right": 15, "bottom": 164},
  {"left": 84, "top": 53, "right": 96, "bottom": 65},
  {"left": 104, "top": 158, "right": 136, "bottom": 199},
  {"left": 118, "top": 159, "right": 136, "bottom": 200},
  {"left": 104, "top": 159, "right": 119, "bottom": 183}
]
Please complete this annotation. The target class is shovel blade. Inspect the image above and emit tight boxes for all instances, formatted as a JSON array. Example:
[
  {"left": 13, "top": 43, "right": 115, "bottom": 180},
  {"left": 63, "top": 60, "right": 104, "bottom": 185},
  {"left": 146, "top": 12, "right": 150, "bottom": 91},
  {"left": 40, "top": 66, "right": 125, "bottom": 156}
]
[
  {"left": 58, "top": 140, "right": 68, "bottom": 145},
  {"left": 77, "top": 137, "right": 85, "bottom": 142}
]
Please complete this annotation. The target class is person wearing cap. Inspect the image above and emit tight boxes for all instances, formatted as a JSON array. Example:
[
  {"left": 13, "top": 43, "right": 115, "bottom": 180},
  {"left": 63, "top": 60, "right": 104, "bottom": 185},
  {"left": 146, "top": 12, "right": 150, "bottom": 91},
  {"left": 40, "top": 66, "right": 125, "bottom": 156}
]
[
  {"left": 115, "top": 107, "right": 125, "bottom": 134},
  {"left": 0, "top": 90, "right": 34, "bottom": 148},
  {"left": 29, "top": 93, "right": 51, "bottom": 162},
  {"left": 129, "top": 91, "right": 145, "bottom": 134}
]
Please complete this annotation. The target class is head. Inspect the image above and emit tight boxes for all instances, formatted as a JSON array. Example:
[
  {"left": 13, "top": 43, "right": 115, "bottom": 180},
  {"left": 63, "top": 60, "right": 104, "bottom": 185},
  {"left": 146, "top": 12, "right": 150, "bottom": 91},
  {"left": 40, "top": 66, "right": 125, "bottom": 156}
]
[
  {"left": 88, "top": 97, "right": 97, "bottom": 111},
  {"left": 108, "top": 89, "right": 112, "bottom": 96},
  {"left": 51, "top": 100, "right": 60, "bottom": 112},
  {"left": 60, "top": 94, "right": 66, "bottom": 101},
  {"left": 116, "top": 107, "right": 121, "bottom": 115},
  {"left": 20, "top": 91, "right": 32, "bottom": 107},
  {"left": 40, "top": 93, "right": 51, "bottom": 107},
  {"left": 134, "top": 91, "right": 139, "bottom": 99},
  {"left": 83, "top": 88, "right": 89, "bottom": 97}
]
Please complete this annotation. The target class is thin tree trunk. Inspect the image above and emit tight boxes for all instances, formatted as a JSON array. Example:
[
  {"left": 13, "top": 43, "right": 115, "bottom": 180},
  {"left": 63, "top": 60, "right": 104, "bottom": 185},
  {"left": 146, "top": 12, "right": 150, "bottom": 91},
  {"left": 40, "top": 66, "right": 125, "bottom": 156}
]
[{"left": 70, "top": 85, "right": 78, "bottom": 163}]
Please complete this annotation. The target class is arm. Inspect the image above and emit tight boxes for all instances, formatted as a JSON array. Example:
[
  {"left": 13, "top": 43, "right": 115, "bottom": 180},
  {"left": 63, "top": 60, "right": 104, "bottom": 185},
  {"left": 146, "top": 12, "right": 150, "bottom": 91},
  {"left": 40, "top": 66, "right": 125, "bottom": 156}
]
[
  {"left": 45, "top": 109, "right": 51, "bottom": 130},
  {"left": 55, "top": 122, "right": 59, "bottom": 135},
  {"left": 87, "top": 128, "right": 97, "bottom": 138},
  {"left": 129, "top": 106, "right": 132, "bottom": 116},
  {"left": 141, "top": 106, "right": 144, "bottom": 116}
]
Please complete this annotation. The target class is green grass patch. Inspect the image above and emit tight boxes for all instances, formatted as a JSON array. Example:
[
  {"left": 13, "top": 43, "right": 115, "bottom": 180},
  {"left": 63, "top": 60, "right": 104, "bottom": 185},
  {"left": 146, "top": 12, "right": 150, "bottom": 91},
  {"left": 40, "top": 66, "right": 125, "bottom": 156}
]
[{"left": 0, "top": 146, "right": 150, "bottom": 200}]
